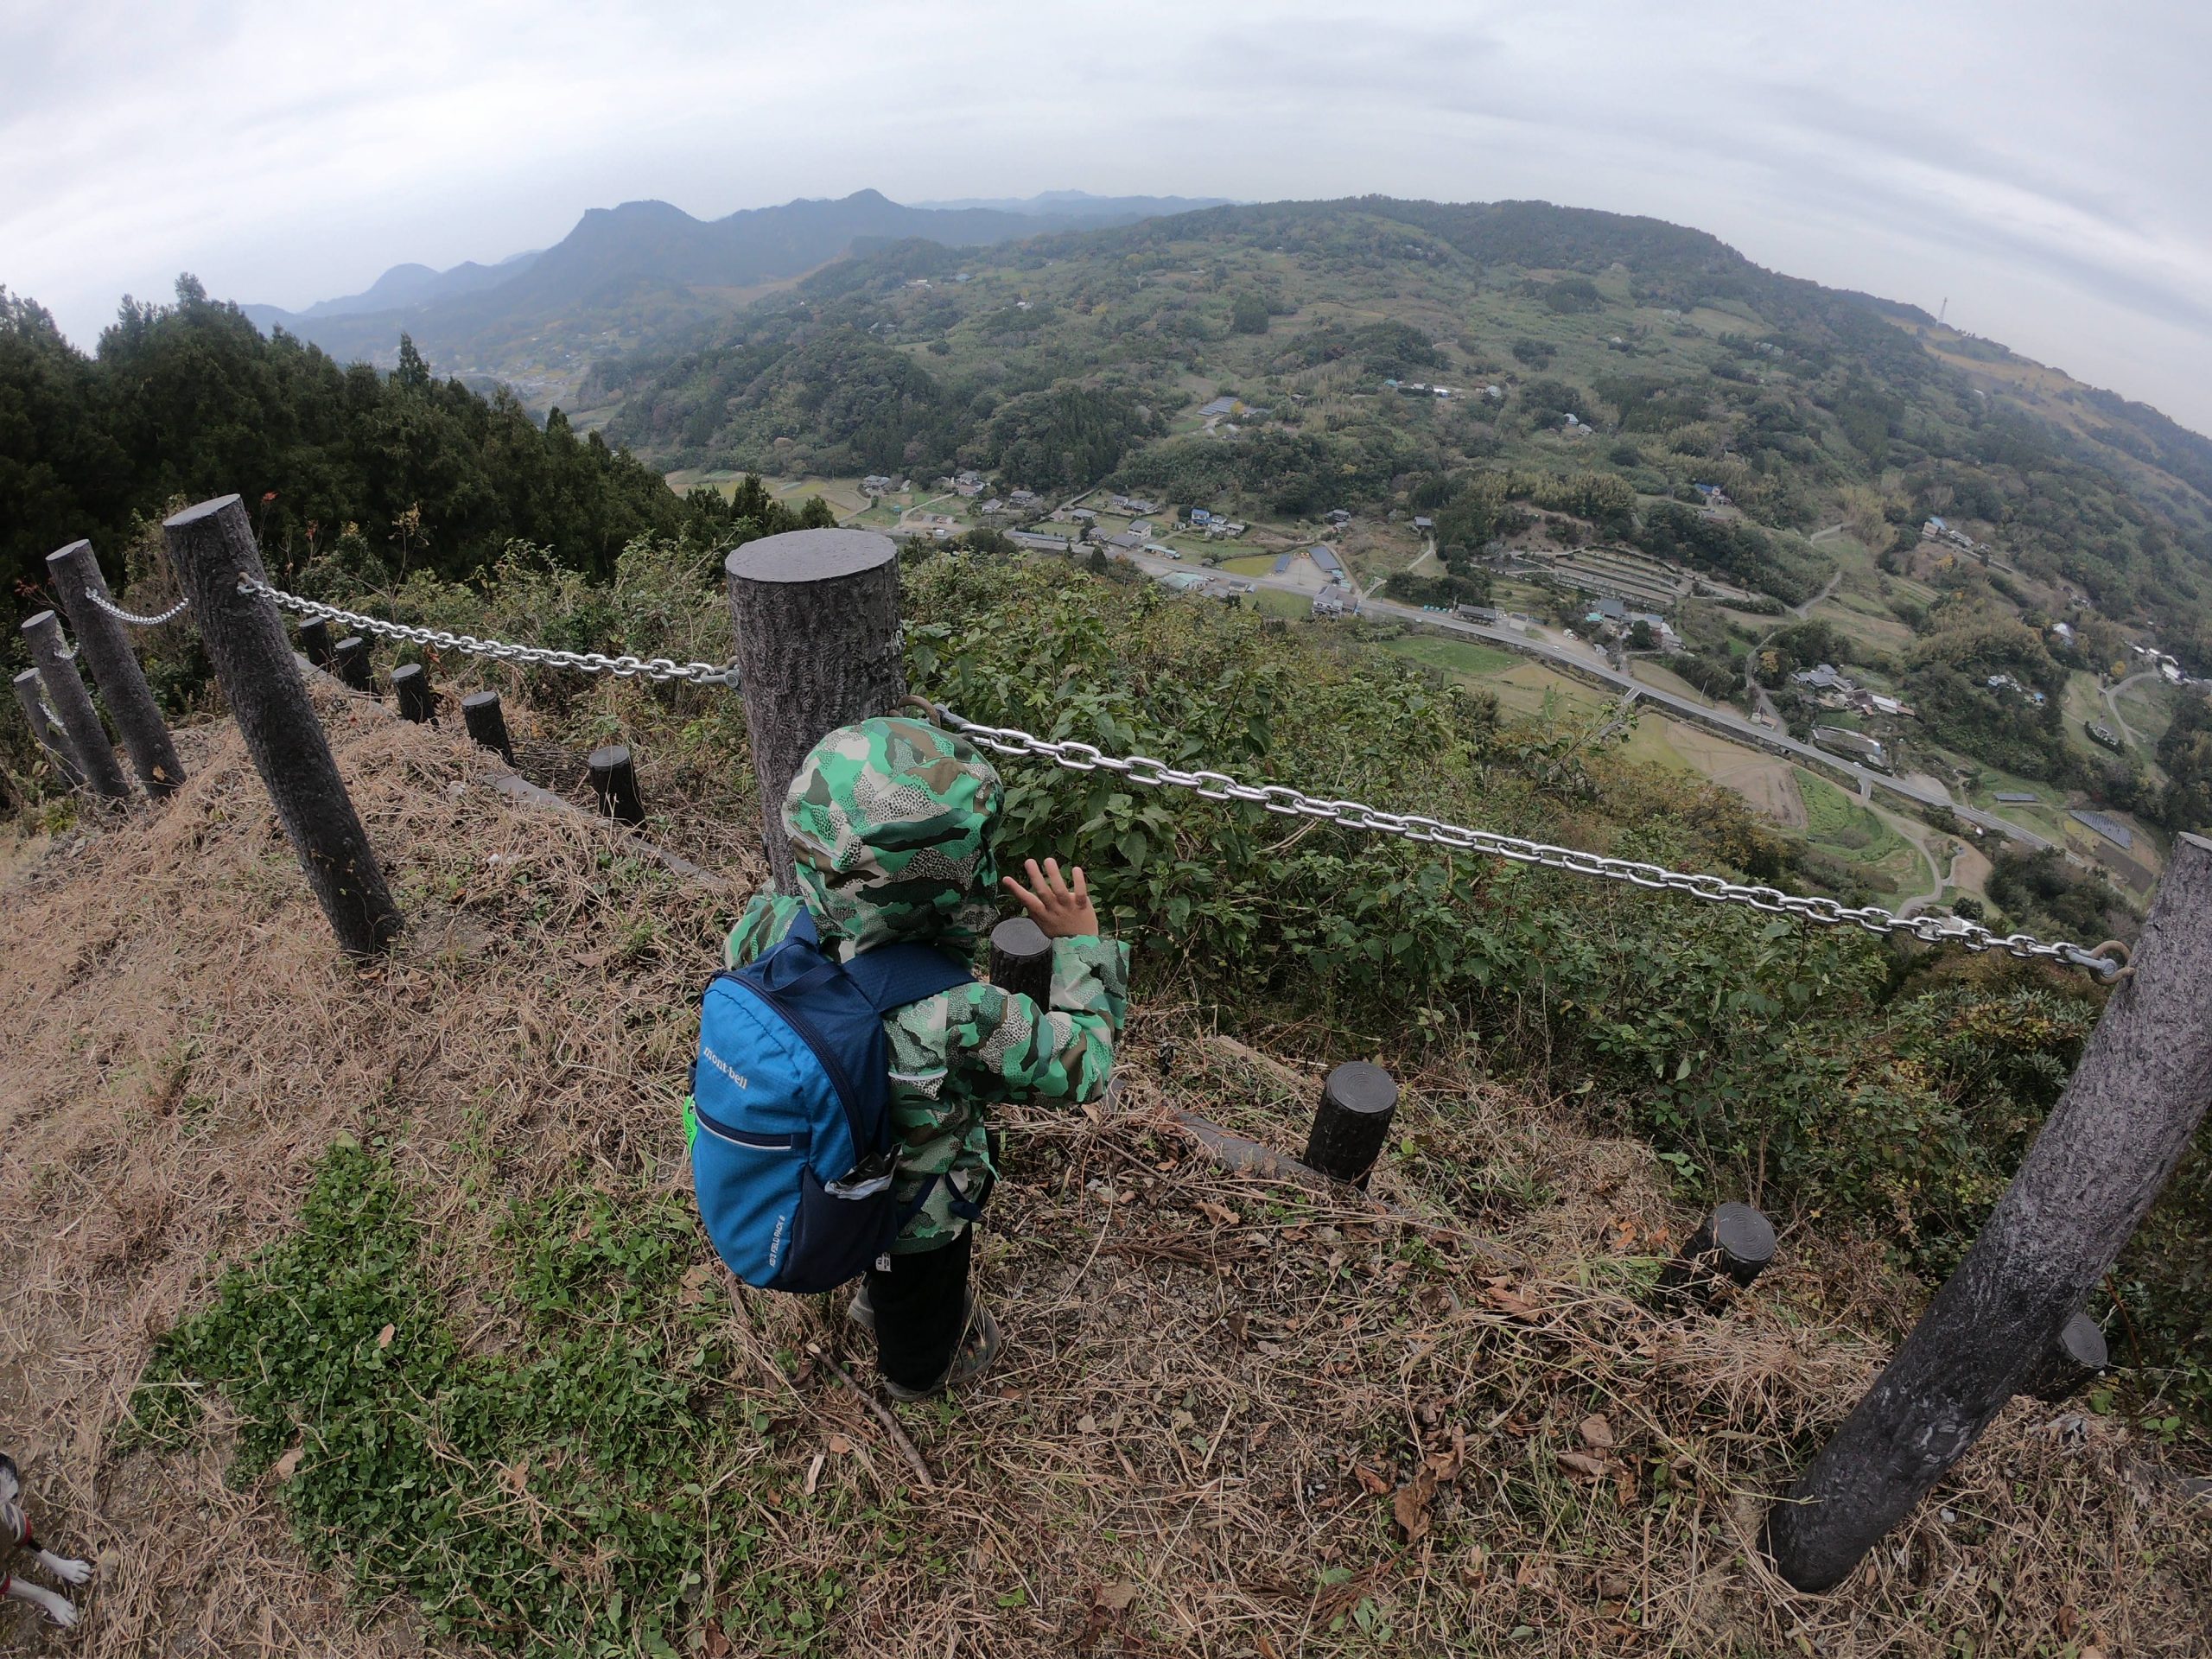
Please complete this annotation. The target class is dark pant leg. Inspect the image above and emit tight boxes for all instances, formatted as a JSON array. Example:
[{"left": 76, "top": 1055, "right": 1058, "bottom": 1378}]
[{"left": 868, "top": 1227, "right": 973, "bottom": 1390}]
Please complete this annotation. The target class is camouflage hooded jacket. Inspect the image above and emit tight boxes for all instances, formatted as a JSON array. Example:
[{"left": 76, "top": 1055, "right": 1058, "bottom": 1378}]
[{"left": 722, "top": 717, "right": 1128, "bottom": 1254}]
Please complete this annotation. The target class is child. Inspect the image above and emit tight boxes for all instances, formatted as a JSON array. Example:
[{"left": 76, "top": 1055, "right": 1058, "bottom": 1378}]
[{"left": 722, "top": 715, "right": 1128, "bottom": 1398}]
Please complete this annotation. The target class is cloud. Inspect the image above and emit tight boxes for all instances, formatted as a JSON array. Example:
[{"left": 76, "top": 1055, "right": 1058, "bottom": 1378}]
[{"left": 3, "top": 0, "right": 2208, "bottom": 429}]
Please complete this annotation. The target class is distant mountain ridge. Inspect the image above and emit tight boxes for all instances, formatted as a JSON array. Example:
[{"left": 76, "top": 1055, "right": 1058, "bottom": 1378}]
[
  {"left": 238, "top": 188, "right": 1204, "bottom": 398},
  {"left": 245, "top": 249, "right": 543, "bottom": 327}
]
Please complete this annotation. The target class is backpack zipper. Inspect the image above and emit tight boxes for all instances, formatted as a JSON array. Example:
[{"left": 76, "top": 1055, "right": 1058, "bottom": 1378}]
[
  {"left": 690, "top": 1108, "right": 808, "bottom": 1151},
  {"left": 766, "top": 991, "right": 879, "bottom": 1160}
]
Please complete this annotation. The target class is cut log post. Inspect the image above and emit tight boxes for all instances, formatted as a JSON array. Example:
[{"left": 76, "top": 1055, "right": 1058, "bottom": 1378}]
[
  {"left": 986, "top": 914, "right": 1055, "bottom": 1173},
  {"left": 297, "top": 616, "right": 334, "bottom": 668},
  {"left": 1302, "top": 1062, "right": 1399, "bottom": 1187},
  {"left": 21, "top": 611, "right": 130, "bottom": 799},
  {"left": 163, "top": 495, "right": 403, "bottom": 957},
  {"left": 461, "top": 690, "right": 515, "bottom": 764},
  {"left": 726, "top": 528, "right": 905, "bottom": 893},
  {"left": 333, "top": 636, "right": 372, "bottom": 693},
  {"left": 1655, "top": 1202, "right": 1776, "bottom": 1309},
  {"left": 1764, "top": 832, "right": 2212, "bottom": 1593},
  {"left": 391, "top": 663, "right": 435, "bottom": 724},
  {"left": 12, "top": 667, "right": 86, "bottom": 788},
  {"left": 48, "top": 540, "right": 187, "bottom": 798},
  {"left": 988, "top": 915, "right": 1053, "bottom": 1004},
  {"left": 2019, "top": 1311, "right": 2109, "bottom": 1404},
  {"left": 588, "top": 743, "right": 645, "bottom": 825}
]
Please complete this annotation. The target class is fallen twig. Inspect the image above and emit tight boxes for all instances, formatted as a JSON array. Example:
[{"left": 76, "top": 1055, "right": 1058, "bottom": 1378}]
[{"left": 807, "top": 1341, "right": 935, "bottom": 1490}]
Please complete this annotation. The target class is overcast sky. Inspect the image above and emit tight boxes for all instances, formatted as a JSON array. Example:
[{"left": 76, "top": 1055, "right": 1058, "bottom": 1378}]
[{"left": 8, "top": 1, "right": 2210, "bottom": 431}]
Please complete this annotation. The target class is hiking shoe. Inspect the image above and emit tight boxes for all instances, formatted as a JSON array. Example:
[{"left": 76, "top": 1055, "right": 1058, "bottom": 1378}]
[{"left": 882, "top": 1305, "right": 1002, "bottom": 1402}]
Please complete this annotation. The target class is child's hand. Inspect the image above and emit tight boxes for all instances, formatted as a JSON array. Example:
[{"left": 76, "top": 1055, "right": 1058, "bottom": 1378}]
[{"left": 1001, "top": 857, "right": 1098, "bottom": 939}]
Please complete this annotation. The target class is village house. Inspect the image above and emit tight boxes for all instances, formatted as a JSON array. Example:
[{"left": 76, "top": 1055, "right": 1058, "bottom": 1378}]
[{"left": 1313, "top": 586, "right": 1360, "bottom": 619}]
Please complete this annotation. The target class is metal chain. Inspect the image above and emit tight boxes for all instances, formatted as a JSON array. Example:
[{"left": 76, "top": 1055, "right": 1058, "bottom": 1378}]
[
  {"left": 932, "top": 708, "right": 2123, "bottom": 980},
  {"left": 84, "top": 588, "right": 191, "bottom": 627},
  {"left": 207, "top": 575, "right": 2113, "bottom": 977},
  {"left": 238, "top": 578, "right": 742, "bottom": 688}
]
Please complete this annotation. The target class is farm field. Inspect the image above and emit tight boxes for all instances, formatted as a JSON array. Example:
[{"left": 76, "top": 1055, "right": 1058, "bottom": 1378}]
[
  {"left": 1618, "top": 717, "right": 1810, "bottom": 830},
  {"left": 1796, "top": 772, "right": 1929, "bottom": 904},
  {"left": 2114, "top": 677, "right": 2180, "bottom": 748},
  {"left": 1379, "top": 632, "right": 1522, "bottom": 679}
]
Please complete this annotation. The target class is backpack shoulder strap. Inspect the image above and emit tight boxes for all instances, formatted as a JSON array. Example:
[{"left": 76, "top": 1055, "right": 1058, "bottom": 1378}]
[{"left": 842, "top": 943, "right": 976, "bottom": 1014}]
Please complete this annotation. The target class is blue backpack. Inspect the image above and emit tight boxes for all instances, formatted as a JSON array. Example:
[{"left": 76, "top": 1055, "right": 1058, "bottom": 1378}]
[{"left": 687, "top": 912, "right": 974, "bottom": 1294}]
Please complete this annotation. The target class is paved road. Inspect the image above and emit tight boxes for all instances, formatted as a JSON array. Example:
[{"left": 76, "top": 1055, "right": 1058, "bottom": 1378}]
[{"left": 1122, "top": 547, "right": 2059, "bottom": 854}]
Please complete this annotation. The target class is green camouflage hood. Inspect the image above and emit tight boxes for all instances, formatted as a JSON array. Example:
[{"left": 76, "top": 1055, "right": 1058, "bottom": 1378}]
[{"left": 782, "top": 716, "right": 1003, "bottom": 956}]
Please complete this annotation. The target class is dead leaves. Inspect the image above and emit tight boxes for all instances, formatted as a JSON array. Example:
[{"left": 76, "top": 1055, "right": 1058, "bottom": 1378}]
[
  {"left": 1196, "top": 1198, "right": 1240, "bottom": 1227},
  {"left": 1480, "top": 1277, "right": 1544, "bottom": 1321},
  {"left": 1392, "top": 1465, "right": 1439, "bottom": 1541}
]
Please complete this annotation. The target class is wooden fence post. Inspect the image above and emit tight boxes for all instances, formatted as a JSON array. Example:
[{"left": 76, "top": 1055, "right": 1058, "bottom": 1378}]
[
  {"left": 461, "top": 691, "right": 515, "bottom": 764},
  {"left": 333, "top": 636, "right": 372, "bottom": 694},
  {"left": 163, "top": 495, "right": 403, "bottom": 957},
  {"left": 1655, "top": 1203, "right": 1776, "bottom": 1308},
  {"left": 988, "top": 916, "right": 1053, "bottom": 1003},
  {"left": 392, "top": 663, "right": 435, "bottom": 724},
  {"left": 297, "top": 616, "right": 334, "bottom": 668},
  {"left": 1303, "top": 1063, "right": 1399, "bottom": 1185},
  {"left": 1764, "top": 832, "right": 2212, "bottom": 1592},
  {"left": 48, "top": 539, "right": 188, "bottom": 798},
  {"left": 726, "top": 528, "right": 905, "bottom": 893},
  {"left": 588, "top": 744, "right": 645, "bottom": 825},
  {"left": 21, "top": 611, "right": 130, "bottom": 799},
  {"left": 12, "top": 667, "right": 87, "bottom": 788}
]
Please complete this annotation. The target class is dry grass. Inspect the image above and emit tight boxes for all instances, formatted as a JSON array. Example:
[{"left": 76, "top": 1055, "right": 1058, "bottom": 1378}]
[{"left": 1, "top": 689, "right": 2207, "bottom": 1656}]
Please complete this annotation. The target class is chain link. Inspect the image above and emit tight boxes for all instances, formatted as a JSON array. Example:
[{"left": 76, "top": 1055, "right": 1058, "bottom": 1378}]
[
  {"left": 933, "top": 708, "right": 2122, "bottom": 980},
  {"left": 238, "top": 579, "right": 742, "bottom": 688},
  {"left": 84, "top": 588, "right": 192, "bottom": 627}
]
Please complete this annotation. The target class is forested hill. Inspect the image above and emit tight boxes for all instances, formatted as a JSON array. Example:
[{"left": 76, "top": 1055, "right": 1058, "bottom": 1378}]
[
  {"left": 0, "top": 278, "right": 747, "bottom": 637},
  {"left": 595, "top": 194, "right": 2212, "bottom": 658}
]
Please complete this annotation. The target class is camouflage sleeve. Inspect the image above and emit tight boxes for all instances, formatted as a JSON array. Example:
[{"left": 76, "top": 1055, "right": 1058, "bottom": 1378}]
[
  {"left": 895, "top": 933, "right": 1129, "bottom": 1105},
  {"left": 724, "top": 893, "right": 806, "bottom": 969}
]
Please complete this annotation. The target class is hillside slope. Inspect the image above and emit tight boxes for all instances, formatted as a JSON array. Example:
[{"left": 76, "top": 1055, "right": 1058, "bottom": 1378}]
[
  {"left": 598, "top": 195, "right": 2212, "bottom": 651},
  {"left": 2, "top": 658, "right": 2207, "bottom": 1655}
]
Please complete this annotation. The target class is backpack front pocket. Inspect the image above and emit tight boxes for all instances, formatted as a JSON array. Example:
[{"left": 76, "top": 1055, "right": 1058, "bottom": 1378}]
[
  {"left": 691, "top": 1113, "right": 810, "bottom": 1286},
  {"left": 775, "top": 1166, "right": 897, "bottom": 1294}
]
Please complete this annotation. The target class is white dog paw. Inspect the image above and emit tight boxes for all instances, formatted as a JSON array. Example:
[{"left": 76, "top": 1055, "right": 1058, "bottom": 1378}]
[
  {"left": 45, "top": 1599, "right": 79, "bottom": 1630},
  {"left": 51, "top": 1554, "right": 94, "bottom": 1586}
]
